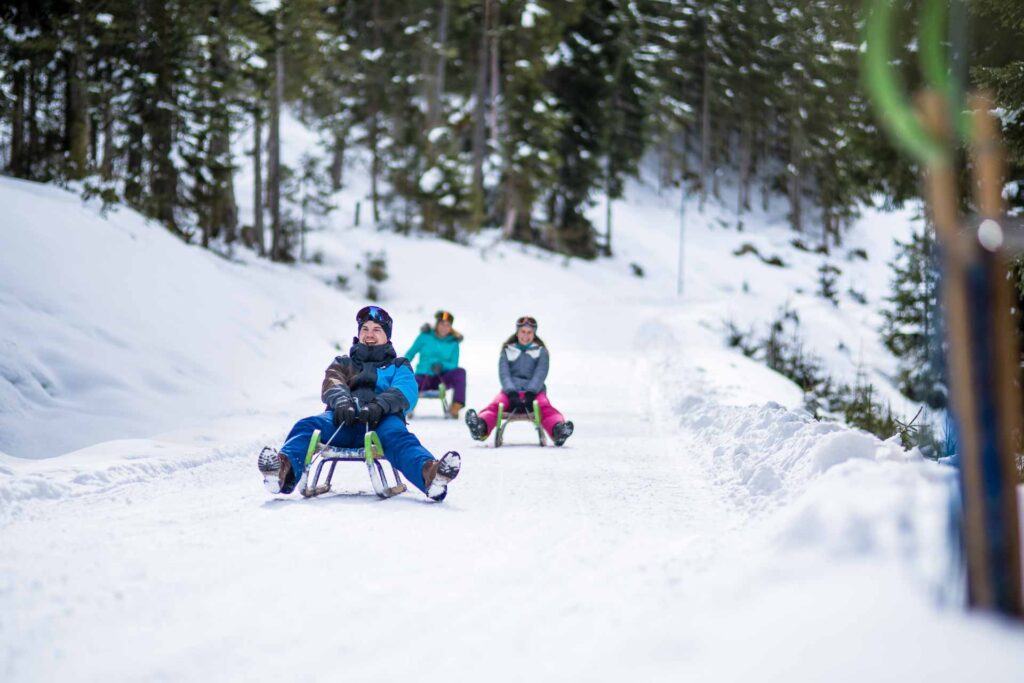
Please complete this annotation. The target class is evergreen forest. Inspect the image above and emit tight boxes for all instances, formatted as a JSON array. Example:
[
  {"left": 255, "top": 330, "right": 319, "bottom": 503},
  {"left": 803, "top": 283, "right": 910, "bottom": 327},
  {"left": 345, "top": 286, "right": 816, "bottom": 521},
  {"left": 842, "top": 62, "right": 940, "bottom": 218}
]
[{"left": 2, "top": 0, "right": 1020, "bottom": 263}]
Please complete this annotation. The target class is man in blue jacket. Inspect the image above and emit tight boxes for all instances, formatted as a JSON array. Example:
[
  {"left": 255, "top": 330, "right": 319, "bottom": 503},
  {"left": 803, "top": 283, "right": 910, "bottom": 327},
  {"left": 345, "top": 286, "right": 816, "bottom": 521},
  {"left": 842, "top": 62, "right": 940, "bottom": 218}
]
[{"left": 258, "top": 305, "right": 460, "bottom": 501}]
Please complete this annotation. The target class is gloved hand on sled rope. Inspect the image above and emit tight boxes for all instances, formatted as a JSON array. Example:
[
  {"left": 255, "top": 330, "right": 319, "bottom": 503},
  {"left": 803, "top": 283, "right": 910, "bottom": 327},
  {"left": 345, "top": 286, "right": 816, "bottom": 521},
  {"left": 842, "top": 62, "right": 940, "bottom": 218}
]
[
  {"left": 358, "top": 401, "right": 386, "bottom": 429},
  {"left": 333, "top": 396, "right": 358, "bottom": 427}
]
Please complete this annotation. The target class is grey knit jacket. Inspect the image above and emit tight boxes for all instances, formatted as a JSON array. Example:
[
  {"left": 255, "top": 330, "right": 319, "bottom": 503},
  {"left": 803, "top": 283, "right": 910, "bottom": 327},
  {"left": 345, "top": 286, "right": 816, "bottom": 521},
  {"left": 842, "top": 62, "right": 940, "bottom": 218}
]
[{"left": 498, "top": 342, "right": 549, "bottom": 395}]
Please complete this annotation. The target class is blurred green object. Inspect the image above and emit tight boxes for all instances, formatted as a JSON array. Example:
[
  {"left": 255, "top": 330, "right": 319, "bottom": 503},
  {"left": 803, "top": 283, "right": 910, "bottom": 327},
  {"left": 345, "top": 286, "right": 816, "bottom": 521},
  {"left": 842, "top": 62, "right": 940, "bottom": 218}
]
[
  {"left": 862, "top": 0, "right": 966, "bottom": 166},
  {"left": 918, "top": 0, "right": 973, "bottom": 141}
]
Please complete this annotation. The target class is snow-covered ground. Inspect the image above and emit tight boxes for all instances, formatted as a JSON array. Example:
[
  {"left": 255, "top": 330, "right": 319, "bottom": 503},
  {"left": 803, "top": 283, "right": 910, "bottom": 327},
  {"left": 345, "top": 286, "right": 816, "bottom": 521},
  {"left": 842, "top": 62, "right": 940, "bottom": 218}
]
[{"left": 2, "top": 130, "right": 1023, "bottom": 680}]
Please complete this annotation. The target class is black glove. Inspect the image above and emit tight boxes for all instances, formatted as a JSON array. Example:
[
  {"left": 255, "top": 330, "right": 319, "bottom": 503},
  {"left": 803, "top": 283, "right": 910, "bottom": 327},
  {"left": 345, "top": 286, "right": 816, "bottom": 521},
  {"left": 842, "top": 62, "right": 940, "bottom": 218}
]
[
  {"left": 431, "top": 363, "right": 443, "bottom": 376},
  {"left": 506, "top": 393, "right": 524, "bottom": 412},
  {"left": 522, "top": 391, "right": 537, "bottom": 408},
  {"left": 333, "top": 397, "right": 357, "bottom": 427},
  {"left": 358, "top": 401, "right": 386, "bottom": 429}
]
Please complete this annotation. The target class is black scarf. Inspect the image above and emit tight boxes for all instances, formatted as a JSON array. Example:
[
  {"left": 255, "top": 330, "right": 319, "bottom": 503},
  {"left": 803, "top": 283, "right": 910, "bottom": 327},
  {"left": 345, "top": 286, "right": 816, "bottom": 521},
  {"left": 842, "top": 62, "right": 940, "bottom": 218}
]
[{"left": 347, "top": 341, "right": 397, "bottom": 405}]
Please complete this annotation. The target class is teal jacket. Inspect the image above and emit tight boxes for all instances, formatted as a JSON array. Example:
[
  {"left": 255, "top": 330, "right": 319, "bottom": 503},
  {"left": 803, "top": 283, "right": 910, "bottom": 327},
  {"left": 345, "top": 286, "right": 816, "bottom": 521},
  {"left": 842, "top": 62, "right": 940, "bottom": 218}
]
[{"left": 405, "top": 324, "right": 462, "bottom": 375}]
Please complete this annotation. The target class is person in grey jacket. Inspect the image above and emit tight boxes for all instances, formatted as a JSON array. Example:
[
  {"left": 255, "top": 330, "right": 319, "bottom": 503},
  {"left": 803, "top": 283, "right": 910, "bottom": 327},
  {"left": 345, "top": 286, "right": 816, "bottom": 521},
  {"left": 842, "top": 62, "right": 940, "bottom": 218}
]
[{"left": 465, "top": 315, "right": 574, "bottom": 446}]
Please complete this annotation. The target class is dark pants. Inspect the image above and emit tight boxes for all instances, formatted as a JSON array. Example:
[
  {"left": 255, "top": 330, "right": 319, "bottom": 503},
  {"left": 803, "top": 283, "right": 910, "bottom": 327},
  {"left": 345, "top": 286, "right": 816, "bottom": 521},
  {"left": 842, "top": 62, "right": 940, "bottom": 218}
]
[
  {"left": 279, "top": 412, "right": 433, "bottom": 492},
  {"left": 415, "top": 368, "right": 466, "bottom": 404}
]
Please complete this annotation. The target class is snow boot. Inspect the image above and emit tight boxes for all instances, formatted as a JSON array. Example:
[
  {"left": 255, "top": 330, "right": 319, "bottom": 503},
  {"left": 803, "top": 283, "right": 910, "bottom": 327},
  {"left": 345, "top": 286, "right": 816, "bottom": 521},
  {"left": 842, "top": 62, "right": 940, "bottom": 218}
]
[
  {"left": 552, "top": 421, "right": 574, "bottom": 447},
  {"left": 449, "top": 401, "right": 464, "bottom": 419},
  {"left": 422, "top": 451, "right": 461, "bottom": 502},
  {"left": 258, "top": 447, "right": 296, "bottom": 494},
  {"left": 465, "top": 409, "right": 488, "bottom": 441}
]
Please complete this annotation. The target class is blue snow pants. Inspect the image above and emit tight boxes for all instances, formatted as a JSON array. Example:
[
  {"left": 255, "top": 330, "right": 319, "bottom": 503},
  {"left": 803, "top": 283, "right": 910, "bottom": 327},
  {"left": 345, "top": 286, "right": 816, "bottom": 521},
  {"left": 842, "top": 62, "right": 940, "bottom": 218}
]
[{"left": 280, "top": 411, "right": 433, "bottom": 493}]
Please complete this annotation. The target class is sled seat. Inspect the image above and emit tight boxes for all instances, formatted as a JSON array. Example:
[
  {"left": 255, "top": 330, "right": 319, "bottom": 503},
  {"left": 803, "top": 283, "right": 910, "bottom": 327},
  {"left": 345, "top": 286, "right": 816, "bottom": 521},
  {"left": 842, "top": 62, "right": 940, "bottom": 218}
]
[
  {"left": 300, "top": 429, "right": 407, "bottom": 499},
  {"left": 410, "top": 383, "right": 453, "bottom": 419}
]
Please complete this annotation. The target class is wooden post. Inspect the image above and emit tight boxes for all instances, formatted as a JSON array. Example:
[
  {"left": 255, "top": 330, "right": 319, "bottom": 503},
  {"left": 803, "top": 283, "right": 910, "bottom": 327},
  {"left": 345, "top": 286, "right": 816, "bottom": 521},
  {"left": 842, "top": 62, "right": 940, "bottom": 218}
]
[{"left": 920, "top": 90, "right": 1023, "bottom": 616}]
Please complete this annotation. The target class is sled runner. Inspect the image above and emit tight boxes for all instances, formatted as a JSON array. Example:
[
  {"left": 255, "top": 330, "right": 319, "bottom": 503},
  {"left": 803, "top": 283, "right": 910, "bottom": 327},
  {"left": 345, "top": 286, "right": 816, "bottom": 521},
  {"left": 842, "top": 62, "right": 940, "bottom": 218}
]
[
  {"left": 410, "top": 383, "right": 453, "bottom": 419},
  {"left": 300, "top": 428, "right": 407, "bottom": 499},
  {"left": 494, "top": 399, "right": 546, "bottom": 447}
]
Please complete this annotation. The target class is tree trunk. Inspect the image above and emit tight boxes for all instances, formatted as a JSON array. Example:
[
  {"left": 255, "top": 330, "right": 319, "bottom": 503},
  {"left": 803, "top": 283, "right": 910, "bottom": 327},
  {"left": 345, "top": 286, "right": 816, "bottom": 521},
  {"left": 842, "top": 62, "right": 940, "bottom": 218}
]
[
  {"left": 711, "top": 132, "right": 721, "bottom": 201},
  {"left": 149, "top": 97, "right": 177, "bottom": 231},
  {"left": 210, "top": 8, "right": 238, "bottom": 245},
  {"left": 604, "top": 174, "right": 613, "bottom": 257},
  {"left": 125, "top": 12, "right": 145, "bottom": 205},
  {"left": 428, "top": 0, "right": 449, "bottom": 129},
  {"left": 680, "top": 127, "right": 688, "bottom": 183},
  {"left": 210, "top": 127, "right": 238, "bottom": 244},
  {"left": 125, "top": 119, "right": 143, "bottom": 204},
  {"left": 469, "top": 0, "right": 491, "bottom": 230},
  {"left": 658, "top": 133, "right": 673, "bottom": 193},
  {"left": 738, "top": 118, "right": 752, "bottom": 214},
  {"left": 329, "top": 129, "right": 346, "bottom": 191},
  {"left": 269, "top": 40, "right": 286, "bottom": 260},
  {"left": 488, "top": 5, "right": 499, "bottom": 140},
  {"left": 502, "top": 177, "right": 518, "bottom": 240},
  {"left": 147, "top": 0, "right": 180, "bottom": 234},
  {"left": 299, "top": 191, "right": 307, "bottom": 262},
  {"left": 100, "top": 83, "right": 114, "bottom": 181},
  {"left": 253, "top": 107, "right": 265, "bottom": 256},
  {"left": 66, "top": 11, "right": 90, "bottom": 180},
  {"left": 89, "top": 110, "right": 98, "bottom": 169},
  {"left": 822, "top": 200, "right": 832, "bottom": 249},
  {"left": 788, "top": 118, "right": 803, "bottom": 233},
  {"left": 391, "top": 85, "right": 408, "bottom": 230},
  {"left": 41, "top": 62, "right": 57, "bottom": 174},
  {"left": 10, "top": 67, "right": 25, "bottom": 175},
  {"left": 699, "top": 38, "right": 711, "bottom": 212},
  {"left": 27, "top": 59, "right": 39, "bottom": 177},
  {"left": 370, "top": 138, "right": 381, "bottom": 224},
  {"left": 761, "top": 128, "right": 771, "bottom": 212},
  {"left": 369, "top": 0, "right": 382, "bottom": 224}
]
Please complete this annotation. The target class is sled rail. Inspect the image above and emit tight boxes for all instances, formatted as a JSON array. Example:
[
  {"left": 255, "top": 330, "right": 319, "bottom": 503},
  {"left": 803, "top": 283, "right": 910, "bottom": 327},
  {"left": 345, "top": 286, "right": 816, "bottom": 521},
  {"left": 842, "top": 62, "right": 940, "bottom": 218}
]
[
  {"left": 300, "top": 429, "right": 407, "bottom": 499},
  {"left": 494, "top": 400, "right": 546, "bottom": 448}
]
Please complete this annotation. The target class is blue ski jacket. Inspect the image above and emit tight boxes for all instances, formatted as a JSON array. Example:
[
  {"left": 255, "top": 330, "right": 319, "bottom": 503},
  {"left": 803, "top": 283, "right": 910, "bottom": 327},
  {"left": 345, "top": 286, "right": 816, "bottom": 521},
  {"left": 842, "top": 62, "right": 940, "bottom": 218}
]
[{"left": 321, "top": 342, "right": 419, "bottom": 415}]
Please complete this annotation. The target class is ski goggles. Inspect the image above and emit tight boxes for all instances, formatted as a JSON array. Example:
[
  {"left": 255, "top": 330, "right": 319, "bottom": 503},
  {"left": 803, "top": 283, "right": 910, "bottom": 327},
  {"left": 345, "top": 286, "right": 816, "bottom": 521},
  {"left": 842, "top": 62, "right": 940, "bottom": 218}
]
[
  {"left": 357, "top": 305, "right": 392, "bottom": 329},
  {"left": 516, "top": 316, "right": 537, "bottom": 329},
  {"left": 435, "top": 310, "right": 454, "bottom": 324}
]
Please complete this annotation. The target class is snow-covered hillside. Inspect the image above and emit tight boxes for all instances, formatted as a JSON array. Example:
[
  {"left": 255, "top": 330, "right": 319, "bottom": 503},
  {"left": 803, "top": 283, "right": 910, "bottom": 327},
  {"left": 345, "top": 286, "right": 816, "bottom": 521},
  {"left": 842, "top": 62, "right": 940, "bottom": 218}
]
[
  {"left": 0, "top": 175, "right": 361, "bottom": 459},
  {"left": 2, "top": 151, "right": 1023, "bottom": 681}
]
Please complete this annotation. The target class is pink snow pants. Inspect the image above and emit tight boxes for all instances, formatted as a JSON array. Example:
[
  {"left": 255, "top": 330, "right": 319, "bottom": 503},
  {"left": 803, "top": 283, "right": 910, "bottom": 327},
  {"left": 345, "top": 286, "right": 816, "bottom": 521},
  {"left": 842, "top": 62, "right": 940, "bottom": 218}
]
[{"left": 477, "top": 391, "right": 564, "bottom": 438}]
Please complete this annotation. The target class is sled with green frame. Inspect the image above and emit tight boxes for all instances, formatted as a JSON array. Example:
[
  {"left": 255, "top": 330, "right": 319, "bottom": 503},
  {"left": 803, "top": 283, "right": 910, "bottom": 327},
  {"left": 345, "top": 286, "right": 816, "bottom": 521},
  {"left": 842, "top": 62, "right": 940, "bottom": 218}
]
[
  {"left": 494, "top": 399, "right": 547, "bottom": 447},
  {"left": 410, "top": 382, "right": 454, "bottom": 419},
  {"left": 299, "top": 428, "right": 407, "bottom": 499}
]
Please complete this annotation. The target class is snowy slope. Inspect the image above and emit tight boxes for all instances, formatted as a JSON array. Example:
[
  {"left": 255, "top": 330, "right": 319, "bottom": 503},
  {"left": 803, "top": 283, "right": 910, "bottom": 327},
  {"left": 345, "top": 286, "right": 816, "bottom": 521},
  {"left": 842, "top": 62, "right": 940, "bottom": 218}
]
[
  {"left": 2, "top": 138, "right": 1023, "bottom": 681},
  {"left": 0, "top": 175, "right": 360, "bottom": 459}
]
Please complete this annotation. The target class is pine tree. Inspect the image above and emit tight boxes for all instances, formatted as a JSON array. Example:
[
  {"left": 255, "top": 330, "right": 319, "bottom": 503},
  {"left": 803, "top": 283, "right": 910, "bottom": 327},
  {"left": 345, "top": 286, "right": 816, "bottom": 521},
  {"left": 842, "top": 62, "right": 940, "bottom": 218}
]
[
  {"left": 547, "top": 0, "right": 653, "bottom": 259},
  {"left": 817, "top": 262, "right": 840, "bottom": 305},
  {"left": 972, "top": 0, "right": 1024, "bottom": 216},
  {"left": 494, "top": 1, "right": 572, "bottom": 244},
  {"left": 880, "top": 226, "right": 946, "bottom": 408},
  {"left": 283, "top": 153, "right": 335, "bottom": 261}
]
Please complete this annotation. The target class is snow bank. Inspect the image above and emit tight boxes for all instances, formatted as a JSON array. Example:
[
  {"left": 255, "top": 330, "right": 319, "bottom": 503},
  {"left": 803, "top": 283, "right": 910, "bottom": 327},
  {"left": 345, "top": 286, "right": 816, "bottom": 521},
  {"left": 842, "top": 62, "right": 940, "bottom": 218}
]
[
  {"left": 0, "top": 176, "right": 353, "bottom": 458},
  {"left": 0, "top": 439, "right": 235, "bottom": 522},
  {"left": 659, "top": 357, "right": 963, "bottom": 602}
]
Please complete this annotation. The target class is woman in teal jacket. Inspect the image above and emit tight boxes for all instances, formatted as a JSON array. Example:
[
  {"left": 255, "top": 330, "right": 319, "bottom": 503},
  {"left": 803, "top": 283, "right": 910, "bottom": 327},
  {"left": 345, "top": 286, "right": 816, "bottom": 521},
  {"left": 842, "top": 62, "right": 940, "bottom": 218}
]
[{"left": 405, "top": 310, "right": 467, "bottom": 417}]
